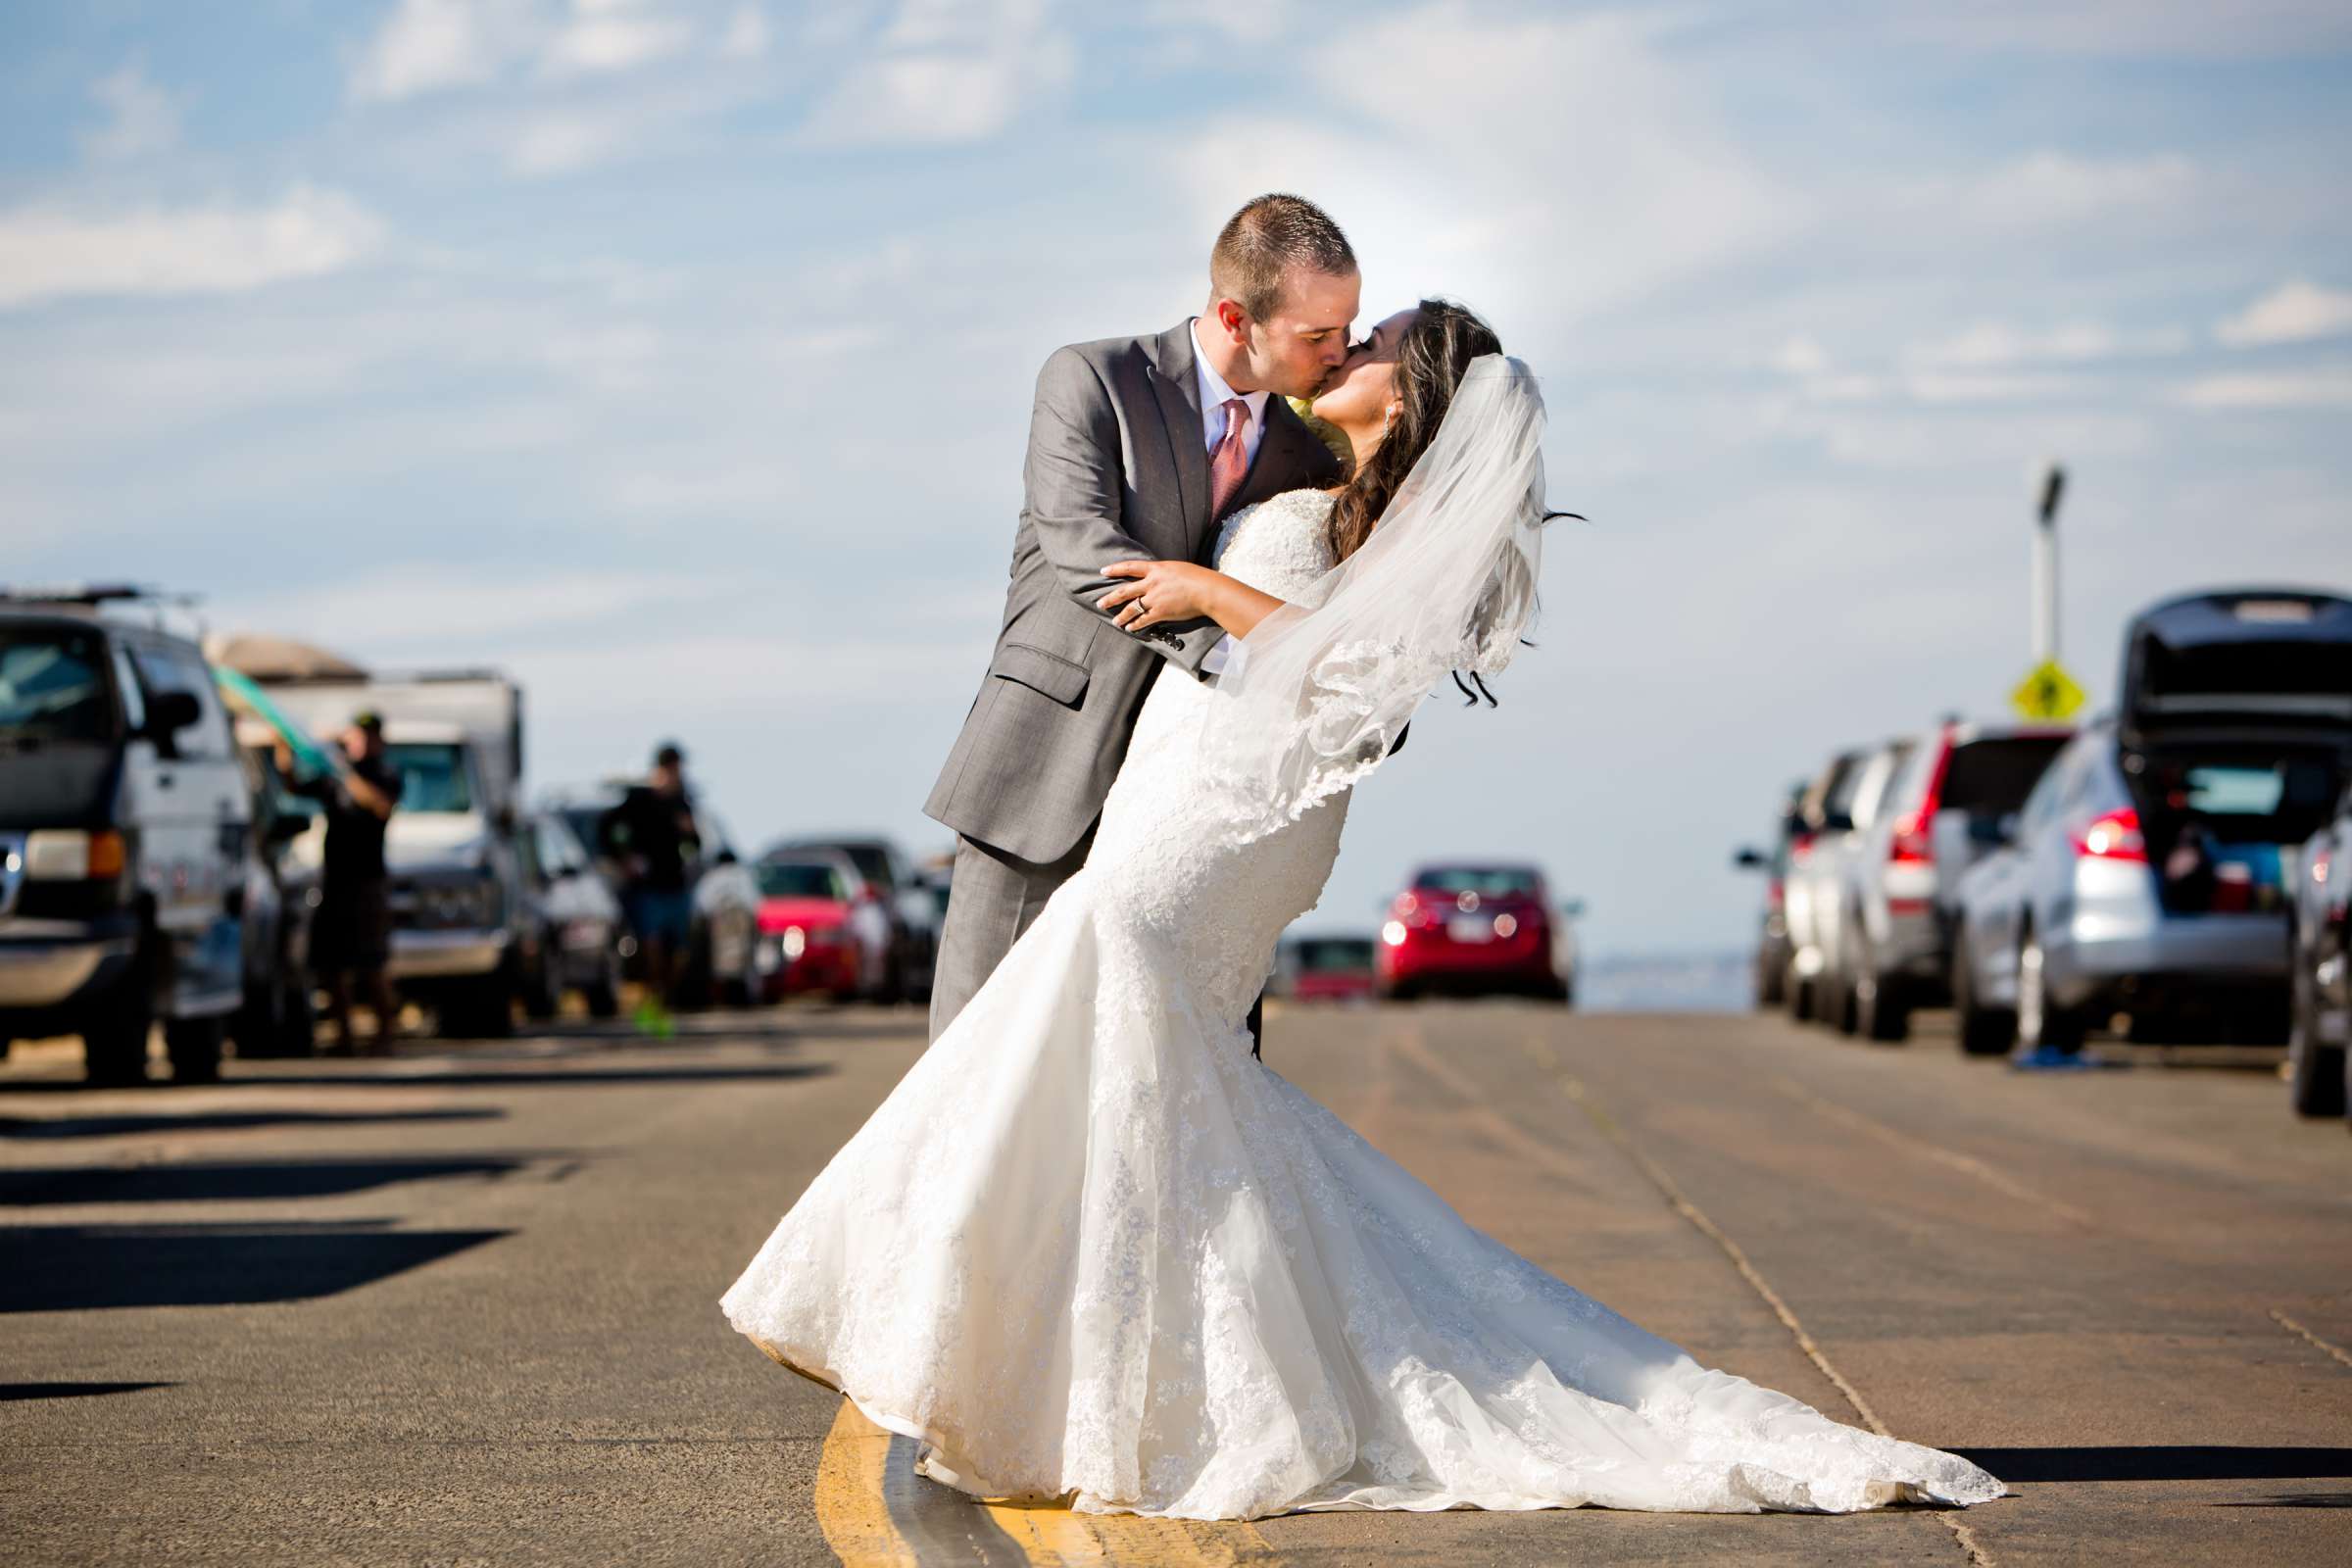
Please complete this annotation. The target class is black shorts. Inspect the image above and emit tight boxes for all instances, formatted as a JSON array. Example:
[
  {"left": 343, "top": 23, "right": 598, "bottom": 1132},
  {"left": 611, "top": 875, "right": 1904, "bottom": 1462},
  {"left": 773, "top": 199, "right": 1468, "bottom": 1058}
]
[{"left": 312, "top": 879, "right": 393, "bottom": 974}]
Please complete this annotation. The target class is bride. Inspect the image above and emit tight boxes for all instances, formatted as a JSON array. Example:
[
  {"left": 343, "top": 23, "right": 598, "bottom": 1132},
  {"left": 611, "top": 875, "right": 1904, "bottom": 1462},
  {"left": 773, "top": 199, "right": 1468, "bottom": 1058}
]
[{"left": 722, "top": 300, "right": 2005, "bottom": 1521}]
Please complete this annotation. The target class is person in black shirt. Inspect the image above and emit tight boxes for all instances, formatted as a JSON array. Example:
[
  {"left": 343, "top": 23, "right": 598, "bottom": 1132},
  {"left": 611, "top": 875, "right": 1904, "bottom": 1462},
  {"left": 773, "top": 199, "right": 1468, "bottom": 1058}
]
[
  {"left": 601, "top": 742, "right": 701, "bottom": 1032},
  {"left": 282, "top": 710, "right": 404, "bottom": 1054}
]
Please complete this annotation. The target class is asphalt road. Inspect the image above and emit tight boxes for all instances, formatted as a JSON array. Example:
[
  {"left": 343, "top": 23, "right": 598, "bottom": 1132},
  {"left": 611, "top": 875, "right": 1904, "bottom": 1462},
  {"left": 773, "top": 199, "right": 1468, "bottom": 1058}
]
[{"left": 2, "top": 1001, "right": 2346, "bottom": 1566}]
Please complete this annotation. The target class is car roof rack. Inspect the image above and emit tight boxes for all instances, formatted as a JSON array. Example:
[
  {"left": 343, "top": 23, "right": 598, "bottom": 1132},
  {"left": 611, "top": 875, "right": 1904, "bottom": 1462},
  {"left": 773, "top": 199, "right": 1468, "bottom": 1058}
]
[{"left": 0, "top": 583, "right": 204, "bottom": 636}]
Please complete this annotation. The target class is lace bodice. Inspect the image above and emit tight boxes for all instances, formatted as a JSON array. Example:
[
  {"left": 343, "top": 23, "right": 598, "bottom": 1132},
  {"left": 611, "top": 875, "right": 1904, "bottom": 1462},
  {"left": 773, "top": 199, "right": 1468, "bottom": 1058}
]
[{"left": 1211, "top": 487, "right": 1338, "bottom": 597}]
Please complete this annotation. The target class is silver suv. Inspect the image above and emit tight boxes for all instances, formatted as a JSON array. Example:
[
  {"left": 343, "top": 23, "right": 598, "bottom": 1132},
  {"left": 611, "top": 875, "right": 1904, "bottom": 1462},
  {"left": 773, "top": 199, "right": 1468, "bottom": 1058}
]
[
  {"left": 1951, "top": 588, "right": 2352, "bottom": 1054},
  {"left": 1832, "top": 721, "right": 2072, "bottom": 1041},
  {"left": 0, "top": 589, "right": 255, "bottom": 1083}
]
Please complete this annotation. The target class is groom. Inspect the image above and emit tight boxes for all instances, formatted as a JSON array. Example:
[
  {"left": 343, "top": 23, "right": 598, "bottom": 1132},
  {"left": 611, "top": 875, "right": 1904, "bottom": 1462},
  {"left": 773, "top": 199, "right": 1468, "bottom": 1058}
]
[{"left": 925, "top": 193, "right": 1359, "bottom": 1048}]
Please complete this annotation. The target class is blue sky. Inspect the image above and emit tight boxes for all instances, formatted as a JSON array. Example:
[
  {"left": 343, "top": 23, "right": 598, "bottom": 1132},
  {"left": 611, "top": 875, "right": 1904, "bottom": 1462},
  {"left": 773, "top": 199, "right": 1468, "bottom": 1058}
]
[{"left": 5, "top": 0, "right": 2349, "bottom": 958}]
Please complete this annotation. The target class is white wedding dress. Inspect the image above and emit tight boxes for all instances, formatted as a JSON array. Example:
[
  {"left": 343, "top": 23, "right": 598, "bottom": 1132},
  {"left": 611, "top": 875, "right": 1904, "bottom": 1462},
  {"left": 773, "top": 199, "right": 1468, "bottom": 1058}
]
[{"left": 721, "top": 483, "right": 2003, "bottom": 1520}]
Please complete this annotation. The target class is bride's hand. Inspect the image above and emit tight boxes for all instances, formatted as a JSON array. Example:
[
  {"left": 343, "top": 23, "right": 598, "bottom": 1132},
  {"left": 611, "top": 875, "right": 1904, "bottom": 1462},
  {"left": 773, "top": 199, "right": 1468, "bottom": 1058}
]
[{"left": 1099, "top": 560, "right": 1220, "bottom": 631}]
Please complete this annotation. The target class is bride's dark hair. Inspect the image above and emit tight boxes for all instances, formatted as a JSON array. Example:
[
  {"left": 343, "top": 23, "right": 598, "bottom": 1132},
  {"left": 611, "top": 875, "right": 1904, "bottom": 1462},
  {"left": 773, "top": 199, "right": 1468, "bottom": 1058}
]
[{"left": 1324, "top": 297, "right": 1502, "bottom": 564}]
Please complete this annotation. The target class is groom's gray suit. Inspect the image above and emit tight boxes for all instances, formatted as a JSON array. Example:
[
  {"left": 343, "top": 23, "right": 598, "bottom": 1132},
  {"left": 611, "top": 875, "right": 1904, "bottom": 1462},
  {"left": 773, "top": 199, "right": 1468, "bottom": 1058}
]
[{"left": 925, "top": 318, "right": 1345, "bottom": 1041}]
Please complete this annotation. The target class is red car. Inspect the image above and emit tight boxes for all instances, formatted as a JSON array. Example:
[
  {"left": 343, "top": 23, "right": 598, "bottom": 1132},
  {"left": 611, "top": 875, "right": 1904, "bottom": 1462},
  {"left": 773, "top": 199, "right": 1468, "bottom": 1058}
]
[
  {"left": 1275, "top": 935, "right": 1379, "bottom": 1004},
  {"left": 1378, "top": 863, "right": 1573, "bottom": 1002},
  {"left": 753, "top": 852, "right": 893, "bottom": 1001}
]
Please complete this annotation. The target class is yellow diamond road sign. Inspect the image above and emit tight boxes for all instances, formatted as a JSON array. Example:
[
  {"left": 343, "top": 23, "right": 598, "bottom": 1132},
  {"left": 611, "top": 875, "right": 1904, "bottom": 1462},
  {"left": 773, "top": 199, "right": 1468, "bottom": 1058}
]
[{"left": 2011, "top": 659, "right": 2085, "bottom": 721}]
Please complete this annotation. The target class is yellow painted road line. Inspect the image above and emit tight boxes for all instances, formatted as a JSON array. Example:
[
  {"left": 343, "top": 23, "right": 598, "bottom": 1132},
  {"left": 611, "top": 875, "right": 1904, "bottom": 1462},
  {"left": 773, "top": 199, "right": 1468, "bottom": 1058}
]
[
  {"left": 815, "top": 1399, "right": 915, "bottom": 1567},
  {"left": 816, "top": 1397, "right": 1288, "bottom": 1565},
  {"left": 1770, "top": 1074, "right": 2097, "bottom": 1230}
]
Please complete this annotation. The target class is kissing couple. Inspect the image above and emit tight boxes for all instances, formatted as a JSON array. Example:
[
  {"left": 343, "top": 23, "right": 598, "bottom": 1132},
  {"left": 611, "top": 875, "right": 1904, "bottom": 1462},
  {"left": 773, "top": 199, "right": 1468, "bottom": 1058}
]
[{"left": 723, "top": 194, "right": 2004, "bottom": 1522}]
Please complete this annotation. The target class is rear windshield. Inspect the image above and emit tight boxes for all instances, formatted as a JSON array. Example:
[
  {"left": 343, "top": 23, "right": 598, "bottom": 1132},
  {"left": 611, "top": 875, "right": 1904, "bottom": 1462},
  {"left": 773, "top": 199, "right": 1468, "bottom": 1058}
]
[
  {"left": 386, "top": 742, "right": 474, "bottom": 813},
  {"left": 1415, "top": 867, "right": 1540, "bottom": 897},
  {"left": 0, "top": 628, "right": 117, "bottom": 744},
  {"left": 759, "top": 861, "right": 845, "bottom": 901},
  {"left": 1940, "top": 736, "right": 2070, "bottom": 816},
  {"left": 1294, "top": 938, "right": 1375, "bottom": 971},
  {"left": 2141, "top": 638, "right": 2352, "bottom": 706}
]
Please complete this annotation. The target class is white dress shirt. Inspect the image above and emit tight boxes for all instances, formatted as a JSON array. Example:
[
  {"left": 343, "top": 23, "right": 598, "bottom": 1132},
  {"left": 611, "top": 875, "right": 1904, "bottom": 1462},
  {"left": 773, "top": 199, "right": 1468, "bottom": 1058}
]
[{"left": 1190, "top": 318, "right": 1269, "bottom": 680}]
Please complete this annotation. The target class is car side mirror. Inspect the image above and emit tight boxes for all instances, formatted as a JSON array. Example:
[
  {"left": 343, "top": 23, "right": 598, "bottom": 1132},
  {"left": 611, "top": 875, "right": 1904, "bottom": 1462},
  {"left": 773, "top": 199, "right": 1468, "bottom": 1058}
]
[
  {"left": 1734, "top": 847, "right": 1766, "bottom": 870},
  {"left": 147, "top": 689, "right": 202, "bottom": 738},
  {"left": 1820, "top": 810, "right": 1855, "bottom": 834}
]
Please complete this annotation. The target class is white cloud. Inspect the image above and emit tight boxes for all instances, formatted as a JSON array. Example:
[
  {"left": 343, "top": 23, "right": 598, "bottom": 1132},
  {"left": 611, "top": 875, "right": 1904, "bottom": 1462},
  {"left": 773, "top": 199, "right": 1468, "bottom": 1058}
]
[
  {"left": 718, "top": 2, "right": 770, "bottom": 58},
  {"left": 1906, "top": 319, "right": 2185, "bottom": 368},
  {"left": 2176, "top": 368, "right": 2352, "bottom": 409},
  {"left": 2216, "top": 278, "right": 2352, "bottom": 347},
  {"left": 1171, "top": 7, "right": 1798, "bottom": 327},
  {"left": 350, "top": 0, "right": 546, "bottom": 103},
  {"left": 1886, "top": 1, "right": 2352, "bottom": 58},
  {"left": 540, "top": 3, "right": 692, "bottom": 76},
  {"left": 1953, "top": 150, "right": 2196, "bottom": 228},
  {"left": 804, "top": 0, "right": 1074, "bottom": 144},
  {"left": 505, "top": 112, "right": 629, "bottom": 174},
  {"left": 217, "top": 567, "right": 733, "bottom": 651},
  {"left": 82, "top": 63, "right": 180, "bottom": 162},
  {"left": 1771, "top": 335, "right": 1831, "bottom": 376},
  {"left": 0, "top": 186, "right": 384, "bottom": 310}
]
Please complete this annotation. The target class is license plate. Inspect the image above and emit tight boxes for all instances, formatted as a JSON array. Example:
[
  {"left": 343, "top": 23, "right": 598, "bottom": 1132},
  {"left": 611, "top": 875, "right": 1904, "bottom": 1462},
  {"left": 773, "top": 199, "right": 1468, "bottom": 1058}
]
[{"left": 1447, "top": 915, "right": 1493, "bottom": 944}]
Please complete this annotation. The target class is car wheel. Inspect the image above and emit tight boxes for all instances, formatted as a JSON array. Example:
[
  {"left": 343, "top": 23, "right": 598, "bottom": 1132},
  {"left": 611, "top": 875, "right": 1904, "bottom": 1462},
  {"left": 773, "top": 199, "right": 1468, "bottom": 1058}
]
[
  {"left": 81, "top": 961, "right": 154, "bottom": 1087},
  {"left": 2288, "top": 930, "right": 2348, "bottom": 1117},
  {"left": 521, "top": 943, "right": 560, "bottom": 1022},
  {"left": 2017, "top": 930, "right": 2084, "bottom": 1054},
  {"left": 1950, "top": 928, "right": 2015, "bottom": 1057},
  {"left": 274, "top": 973, "right": 318, "bottom": 1062},
  {"left": 164, "top": 1014, "right": 224, "bottom": 1084},
  {"left": 438, "top": 973, "right": 515, "bottom": 1039},
  {"left": 1829, "top": 950, "right": 1861, "bottom": 1036},
  {"left": 1786, "top": 961, "right": 1815, "bottom": 1022},
  {"left": 1851, "top": 927, "right": 1910, "bottom": 1044},
  {"left": 585, "top": 958, "right": 621, "bottom": 1020}
]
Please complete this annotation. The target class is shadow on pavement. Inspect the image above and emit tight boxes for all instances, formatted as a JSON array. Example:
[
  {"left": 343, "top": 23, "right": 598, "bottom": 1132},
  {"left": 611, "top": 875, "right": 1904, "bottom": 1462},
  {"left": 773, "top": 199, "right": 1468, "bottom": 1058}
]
[
  {"left": 2214, "top": 1493, "right": 2352, "bottom": 1508},
  {"left": 0, "top": 1382, "right": 175, "bottom": 1400},
  {"left": 0, "top": 1154, "right": 535, "bottom": 1206},
  {"left": 0, "top": 1107, "right": 503, "bottom": 1139},
  {"left": 0, "top": 1221, "right": 507, "bottom": 1312},
  {"left": 1956, "top": 1446, "right": 2352, "bottom": 1482},
  {"left": 235, "top": 1061, "right": 833, "bottom": 1090}
]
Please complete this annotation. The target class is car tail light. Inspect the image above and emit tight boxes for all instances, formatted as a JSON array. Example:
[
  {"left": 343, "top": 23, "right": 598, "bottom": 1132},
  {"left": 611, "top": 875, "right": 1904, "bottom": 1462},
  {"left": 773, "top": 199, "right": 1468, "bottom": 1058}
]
[
  {"left": 1788, "top": 832, "right": 1816, "bottom": 866},
  {"left": 23, "top": 829, "right": 125, "bottom": 880},
  {"left": 2072, "top": 808, "right": 2148, "bottom": 862},
  {"left": 1765, "top": 878, "right": 1785, "bottom": 910}
]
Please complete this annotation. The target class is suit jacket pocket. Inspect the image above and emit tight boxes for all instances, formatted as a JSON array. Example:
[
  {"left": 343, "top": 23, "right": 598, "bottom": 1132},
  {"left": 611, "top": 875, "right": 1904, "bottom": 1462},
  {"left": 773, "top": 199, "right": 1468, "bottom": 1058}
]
[{"left": 990, "top": 641, "right": 1091, "bottom": 708}]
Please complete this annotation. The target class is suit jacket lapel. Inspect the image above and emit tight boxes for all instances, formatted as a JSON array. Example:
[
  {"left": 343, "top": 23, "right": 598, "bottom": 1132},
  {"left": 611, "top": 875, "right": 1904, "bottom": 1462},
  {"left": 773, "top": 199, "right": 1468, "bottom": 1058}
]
[
  {"left": 1144, "top": 320, "right": 1211, "bottom": 551},
  {"left": 1230, "top": 396, "right": 1326, "bottom": 516}
]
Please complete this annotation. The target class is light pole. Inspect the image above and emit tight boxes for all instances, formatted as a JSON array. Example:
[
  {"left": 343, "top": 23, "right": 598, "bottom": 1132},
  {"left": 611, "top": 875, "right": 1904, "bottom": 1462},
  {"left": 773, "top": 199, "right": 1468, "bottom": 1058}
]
[{"left": 2033, "top": 463, "right": 2065, "bottom": 668}]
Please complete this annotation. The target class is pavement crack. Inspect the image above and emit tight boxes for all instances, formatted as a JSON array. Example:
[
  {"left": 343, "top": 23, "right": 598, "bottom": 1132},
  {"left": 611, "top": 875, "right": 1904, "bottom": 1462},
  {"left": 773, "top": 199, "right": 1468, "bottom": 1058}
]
[
  {"left": 1769, "top": 1075, "right": 2096, "bottom": 1231},
  {"left": 2270, "top": 1308, "right": 2352, "bottom": 1371},
  {"left": 1539, "top": 1040, "right": 2000, "bottom": 1567}
]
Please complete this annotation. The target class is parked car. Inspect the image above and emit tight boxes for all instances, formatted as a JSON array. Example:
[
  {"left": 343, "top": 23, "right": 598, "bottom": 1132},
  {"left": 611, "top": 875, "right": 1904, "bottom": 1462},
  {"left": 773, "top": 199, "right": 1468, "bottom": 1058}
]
[
  {"left": 751, "top": 850, "right": 893, "bottom": 1001},
  {"left": 1794, "top": 738, "right": 1918, "bottom": 1034},
  {"left": 255, "top": 668, "right": 530, "bottom": 1038},
  {"left": 1779, "top": 749, "right": 1863, "bottom": 1020},
  {"left": 2287, "top": 774, "right": 2352, "bottom": 1118},
  {"left": 764, "top": 835, "right": 940, "bottom": 1003},
  {"left": 1734, "top": 781, "right": 1807, "bottom": 1006},
  {"left": 1831, "top": 721, "right": 2073, "bottom": 1041},
  {"left": 514, "top": 811, "right": 622, "bottom": 1020},
  {"left": 1377, "top": 863, "right": 1574, "bottom": 1002},
  {"left": 1951, "top": 588, "right": 2352, "bottom": 1055},
  {"left": 0, "top": 589, "right": 250, "bottom": 1084},
  {"left": 225, "top": 712, "right": 321, "bottom": 1058},
  {"left": 1273, "top": 933, "right": 1379, "bottom": 1004},
  {"left": 545, "top": 783, "right": 762, "bottom": 1008}
]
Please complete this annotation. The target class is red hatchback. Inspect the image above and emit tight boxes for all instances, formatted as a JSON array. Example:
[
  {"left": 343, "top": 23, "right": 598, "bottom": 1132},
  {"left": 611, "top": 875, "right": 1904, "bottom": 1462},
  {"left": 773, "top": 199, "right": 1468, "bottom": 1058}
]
[{"left": 1379, "top": 863, "right": 1572, "bottom": 1002}]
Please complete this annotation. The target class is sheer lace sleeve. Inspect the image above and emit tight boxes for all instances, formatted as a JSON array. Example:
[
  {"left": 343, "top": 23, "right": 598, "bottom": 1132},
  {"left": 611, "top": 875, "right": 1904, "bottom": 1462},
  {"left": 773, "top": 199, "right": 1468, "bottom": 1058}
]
[{"left": 1193, "top": 357, "right": 1552, "bottom": 845}]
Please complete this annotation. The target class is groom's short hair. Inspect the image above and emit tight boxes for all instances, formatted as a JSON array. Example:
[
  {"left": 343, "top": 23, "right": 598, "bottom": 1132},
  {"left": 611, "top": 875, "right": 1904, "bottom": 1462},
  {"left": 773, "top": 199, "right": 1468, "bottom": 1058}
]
[{"left": 1211, "top": 194, "right": 1356, "bottom": 323}]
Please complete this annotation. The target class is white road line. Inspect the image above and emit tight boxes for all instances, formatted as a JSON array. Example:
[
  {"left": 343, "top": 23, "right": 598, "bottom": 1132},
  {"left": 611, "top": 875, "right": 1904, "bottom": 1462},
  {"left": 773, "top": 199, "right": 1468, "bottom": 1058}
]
[
  {"left": 2270, "top": 1308, "right": 2352, "bottom": 1371},
  {"left": 1771, "top": 1075, "right": 2097, "bottom": 1230}
]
